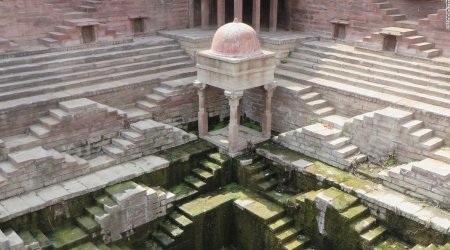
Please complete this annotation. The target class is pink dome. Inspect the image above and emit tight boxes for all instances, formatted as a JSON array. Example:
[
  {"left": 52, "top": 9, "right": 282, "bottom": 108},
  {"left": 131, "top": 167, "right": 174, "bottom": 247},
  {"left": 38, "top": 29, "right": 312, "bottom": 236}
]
[{"left": 211, "top": 18, "right": 262, "bottom": 58}]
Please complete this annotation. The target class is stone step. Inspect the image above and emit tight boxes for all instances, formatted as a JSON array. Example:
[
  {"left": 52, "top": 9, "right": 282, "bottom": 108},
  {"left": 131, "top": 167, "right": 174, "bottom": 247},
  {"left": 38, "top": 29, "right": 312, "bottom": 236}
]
[
  {"left": 333, "top": 144, "right": 359, "bottom": 158},
  {"left": 120, "top": 129, "right": 145, "bottom": 142},
  {"left": 38, "top": 37, "right": 60, "bottom": 47},
  {"left": 268, "top": 217, "right": 294, "bottom": 233},
  {"left": 410, "top": 158, "right": 450, "bottom": 181},
  {"left": 341, "top": 205, "right": 369, "bottom": 222},
  {"left": 123, "top": 107, "right": 152, "bottom": 122},
  {"left": 381, "top": 8, "right": 399, "bottom": 15},
  {"left": 275, "top": 227, "right": 299, "bottom": 245},
  {"left": 152, "top": 230, "right": 175, "bottom": 248},
  {"left": 192, "top": 168, "right": 214, "bottom": 181},
  {"left": 354, "top": 216, "right": 377, "bottom": 234},
  {"left": 4, "top": 229, "right": 24, "bottom": 249},
  {"left": 282, "top": 237, "right": 309, "bottom": 250},
  {"left": 169, "top": 211, "right": 193, "bottom": 228},
  {"left": 102, "top": 144, "right": 126, "bottom": 158},
  {"left": 153, "top": 87, "right": 176, "bottom": 97},
  {"left": 143, "top": 240, "right": 163, "bottom": 250},
  {"left": 160, "top": 220, "right": 184, "bottom": 238},
  {"left": 169, "top": 183, "right": 198, "bottom": 203},
  {"left": 410, "top": 128, "right": 433, "bottom": 142},
  {"left": 18, "top": 230, "right": 40, "bottom": 250},
  {"left": 385, "top": 13, "right": 406, "bottom": 21},
  {"left": 299, "top": 92, "right": 321, "bottom": 102},
  {"left": 30, "top": 229, "right": 51, "bottom": 249},
  {"left": 0, "top": 161, "right": 18, "bottom": 179},
  {"left": 111, "top": 138, "right": 137, "bottom": 150},
  {"left": 299, "top": 41, "right": 450, "bottom": 78},
  {"left": 184, "top": 175, "right": 207, "bottom": 191},
  {"left": 258, "top": 178, "right": 278, "bottom": 191},
  {"left": 48, "top": 225, "right": 89, "bottom": 249},
  {"left": 251, "top": 169, "right": 276, "bottom": 183},
  {"left": 313, "top": 107, "right": 335, "bottom": 117},
  {"left": 320, "top": 115, "right": 349, "bottom": 130},
  {"left": 306, "top": 99, "right": 329, "bottom": 109},
  {"left": 207, "top": 152, "right": 230, "bottom": 165},
  {"left": 374, "top": 238, "right": 410, "bottom": 250},
  {"left": 325, "top": 136, "right": 351, "bottom": 149},
  {"left": 39, "top": 116, "right": 61, "bottom": 129},
  {"left": 360, "top": 225, "right": 386, "bottom": 245},
  {"left": 418, "top": 49, "right": 442, "bottom": 58},
  {"left": 302, "top": 123, "right": 342, "bottom": 141},
  {"left": 401, "top": 119, "right": 424, "bottom": 133},
  {"left": 48, "top": 31, "right": 71, "bottom": 41},
  {"left": 1, "top": 134, "right": 41, "bottom": 154},
  {"left": 285, "top": 58, "right": 450, "bottom": 100},
  {"left": 136, "top": 100, "right": 159, "bottom": 112},
  {"left": 75, "top": 216, "right": 100, "bottom": 234},
  {"left": 76, "top": 4, "right": 96, "bottom": 12},
  {"left": 244, "top": 161, "right": 266, "bottom": 175},
  {"left": 421, "top": 137, "right": 444, "bottom": 151},
  {"left": 410, "top": 42, "right": 435, "bottom": 51},
  {"left": 200, "top": 160, "right": 222, "bottom": 174},
  {"left": 146, "top": 93, "right": 166, "bottom": 103},
  {"left": 279, "top": 63, "right": 450, "bottom": 108},
  {"left": 29, "top": 124, "right": 51, "bottom": 139},
  {"left": 432, "top": 149, "right": 450, "bottom": 164},
  {"left": 160, "top": 76, "right": 196, "bottom": 89}
]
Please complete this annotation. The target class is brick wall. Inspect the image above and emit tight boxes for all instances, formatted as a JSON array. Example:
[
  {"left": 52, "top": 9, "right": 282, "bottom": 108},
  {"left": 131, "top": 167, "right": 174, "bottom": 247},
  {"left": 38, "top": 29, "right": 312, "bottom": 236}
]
[{"left": 390, "top": 0, "right": 444, "bottom": 19}]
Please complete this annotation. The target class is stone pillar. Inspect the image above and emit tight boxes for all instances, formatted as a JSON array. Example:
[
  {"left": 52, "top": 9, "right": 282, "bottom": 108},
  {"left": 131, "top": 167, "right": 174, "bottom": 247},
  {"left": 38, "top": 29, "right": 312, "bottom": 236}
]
[
  {"left": 252, "top": 0, "right": 261, "bottom": 32},
  {"left": 234, "top": 0, "right": 243, "bottom": 22},
  {"left": 188, "top": 0, "right": 195, "bottom": 28},
  {"left": 262, "top": 83, "right": 277, "bottom": 137},
  {"left": 217, "top": 0, "right": 225, "bottom": 27},
  {"left": 194, "top": 80, "right": 208, "bottom": 137},
  {"left": 285, "top": 0, "right": 292, "bottom": 31},
  {"left": 225, "top": 90, "right": 243, "bottom": 154},
  {"left": 269, "top": 0, "right": 278, "bottom": 32},
  {"left": 201, "top": 0, "right": 210, "bottom": 29}
]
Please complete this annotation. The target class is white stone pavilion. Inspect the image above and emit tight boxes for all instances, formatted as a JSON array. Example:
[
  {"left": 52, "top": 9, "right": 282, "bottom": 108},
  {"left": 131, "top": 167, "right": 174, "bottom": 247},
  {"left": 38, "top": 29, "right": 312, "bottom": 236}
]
[{"left": 194, "top": 19, "right": 277, "bottom": 156}]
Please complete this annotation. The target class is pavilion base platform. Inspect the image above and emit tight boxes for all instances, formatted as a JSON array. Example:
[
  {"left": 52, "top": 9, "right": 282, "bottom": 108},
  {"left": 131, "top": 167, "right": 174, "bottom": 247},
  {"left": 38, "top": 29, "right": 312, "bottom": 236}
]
[
  {"left": 202, "top": 126, "right": 270, "bottom": 157},
  {"left": 158, "top": 28, "right": 319, "bottom": 61}
]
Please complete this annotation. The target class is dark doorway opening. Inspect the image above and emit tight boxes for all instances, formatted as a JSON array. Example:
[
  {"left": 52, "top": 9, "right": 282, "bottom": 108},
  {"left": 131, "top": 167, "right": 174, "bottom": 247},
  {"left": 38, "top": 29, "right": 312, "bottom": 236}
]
[
  {"left": 333, "top": 23, "right": 346, "bottom": 39},
  {"left": 383, "top": 35, "right": 397, "bottom": 52},
  {"left": 133, "top": 18, "right": 145, "bottom": 33},
  {"left": 225, "top": 0, "right": 234, "bottom": 23},
  {"left": 81, "top": 25, "right": 95, "bottom": 44},
  {"left": 243, "top": 0, "right": 253, "bottom": 25},
  {"left": 260, "top": 0, "right": 270, "bottom": 31}
]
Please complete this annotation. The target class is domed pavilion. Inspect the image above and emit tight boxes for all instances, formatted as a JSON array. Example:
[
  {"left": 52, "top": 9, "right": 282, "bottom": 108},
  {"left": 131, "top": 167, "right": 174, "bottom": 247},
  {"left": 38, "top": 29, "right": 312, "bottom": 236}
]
[{"left": 194, "top": 18, "right": 277, "bottom": 155}]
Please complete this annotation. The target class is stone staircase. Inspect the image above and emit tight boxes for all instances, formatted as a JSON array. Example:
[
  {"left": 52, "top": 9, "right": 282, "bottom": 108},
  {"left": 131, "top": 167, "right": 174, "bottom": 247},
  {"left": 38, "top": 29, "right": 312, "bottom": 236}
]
[
  {"left": 371, "top": 0, "right": 406, "bottom": 21},
  {"left": 0, "top": 146, "right": 89, "bottom": 199},
  {"left": 347, "top": 107, "right": 446, "bottom": 163},
  {"left": 0, "top": 37, "right": 195, "bottom": 104},
  {"left": 361, "top": 27, "right": 442, "bottom": 58},
  {"left": 40, "top": 0, "right": 116, "bottom": 47},
  {"left": 418, "top": 9, "right": 447, "bottom": 30},
  {"left": 169, "top": 152, "right": 230, "bottom": 203},
  {"left": 0, "top": 98, "right": 124, "bottom": 159},
  {"left": 276, "top": 41, "right": 450, "bottom": 110},
  {"left": 283, "top": 80, "right": 335, "bottom": 118},
  {"left": 275, "top": 122, "right": 367, "bottom": 170},
  {"left": 379, "top": 147, "right": 450, "bottom": 208},
  {"left": 147, "top": 210, "right": 193, "bottom": 249},
  {"left": 412, "top": 243, "right": 450, "bottom": 250},
  {"left": 127, "top": 76, "right": 196, "bottom": 122},
  {"left": 101, "top": 118, "right": 197, "bottom": 163}
]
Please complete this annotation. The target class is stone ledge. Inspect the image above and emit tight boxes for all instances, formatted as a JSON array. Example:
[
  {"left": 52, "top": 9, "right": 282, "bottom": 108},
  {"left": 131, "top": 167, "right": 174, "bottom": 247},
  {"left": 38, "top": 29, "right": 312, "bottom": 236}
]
[
  {"left": 256, "top": 144, "right": 450, "bottom": 234},
  {"left": 0, "top": 155, "right": 169, "bottom": 222}
]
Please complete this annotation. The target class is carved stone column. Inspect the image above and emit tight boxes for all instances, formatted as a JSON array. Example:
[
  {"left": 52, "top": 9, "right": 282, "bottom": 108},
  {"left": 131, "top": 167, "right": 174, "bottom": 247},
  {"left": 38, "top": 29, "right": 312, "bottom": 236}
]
[
  {"left": 262, "top": 83, "right": 277, "bottom": 137},
  {"left": 225, "top": 90, "right": 243, "bottom": 154},
  {"left": 201, "top": 0, "right": 210, "bottom": 29},
  {"left": 234, "top": 0, "right": 243, "bottom": 23},
  {"left": 217, "top": 0, "right": 225, "bottom": 27},
  {"left": 269, "top": 0, "right": 278, "bottom": 32},
  {"left": 194, "top": 80, "right": 208, "bottom": 137},
  {"left": 188, "top": 0, "right": 195, "bottom": 28},
  {"left": 252, "top": 0, "right": 261, "bottom": 32}
]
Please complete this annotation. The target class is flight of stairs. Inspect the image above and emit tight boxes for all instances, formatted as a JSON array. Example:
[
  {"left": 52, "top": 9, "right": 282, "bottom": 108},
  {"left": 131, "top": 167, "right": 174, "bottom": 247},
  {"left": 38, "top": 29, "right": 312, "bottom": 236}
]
[
  {"left": 362, "top": 27, "right": 442, "bottom": 58},
  {"left": 169, "top": 152, "right": 230, "bottom": 203},
  {"left": 40, "top": 0, "right": 115, "bottom": 47},
  {"left": 128, "top": 76, "right": 196, "bottom": 122},
  {"left": 0, "top": 37, "right": 19, "bottom": 53},
  {"left": 371, "top": 0, "right": 406, "bottom": 21},
  {"left": 146, "top": 210, "right": 193, "bottom": 249},
  {"left": 0, "top": 38, "right": 195, "bottom": 105},
  {"left": 268, "top": 216, "right": 311, "bottom": 250},
  {"left": 276, "top": 41, "right": 450, "bottom": 109}
]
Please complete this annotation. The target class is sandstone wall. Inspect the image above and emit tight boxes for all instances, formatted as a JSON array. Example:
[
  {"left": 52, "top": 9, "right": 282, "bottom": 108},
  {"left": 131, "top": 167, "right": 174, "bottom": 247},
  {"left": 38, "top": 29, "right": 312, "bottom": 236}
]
[{"left": 389, "top": 0, "right": 444, "bottom": 19}]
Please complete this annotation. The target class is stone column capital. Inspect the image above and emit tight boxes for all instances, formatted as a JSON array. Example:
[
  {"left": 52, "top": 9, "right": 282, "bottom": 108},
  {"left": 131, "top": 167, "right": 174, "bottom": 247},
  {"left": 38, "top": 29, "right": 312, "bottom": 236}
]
[
  {"left": 224, "top": 90, "right": 244, "bottom": 99},
  {"left": 264, "top": 82, "right": 277, "bottom": 98},
  {"left": 193, "top": 80, "right": 207, "bottom": 90}
]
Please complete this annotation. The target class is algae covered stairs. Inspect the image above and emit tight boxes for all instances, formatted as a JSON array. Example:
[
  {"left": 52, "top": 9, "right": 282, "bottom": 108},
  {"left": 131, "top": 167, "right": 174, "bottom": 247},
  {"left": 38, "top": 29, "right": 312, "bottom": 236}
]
[
  {"left": 291, "top": 187, "right": 414, "bottom": 250},
  {"left": 170, "top": 152, "right": 230, "bottom": 203}
]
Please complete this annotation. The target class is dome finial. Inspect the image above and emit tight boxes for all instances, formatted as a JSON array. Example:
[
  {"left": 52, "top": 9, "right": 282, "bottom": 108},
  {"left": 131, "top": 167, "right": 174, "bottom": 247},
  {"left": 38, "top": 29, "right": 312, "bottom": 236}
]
[{"left": 233, "top": 17, "right": 239, "bottom": 23}]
